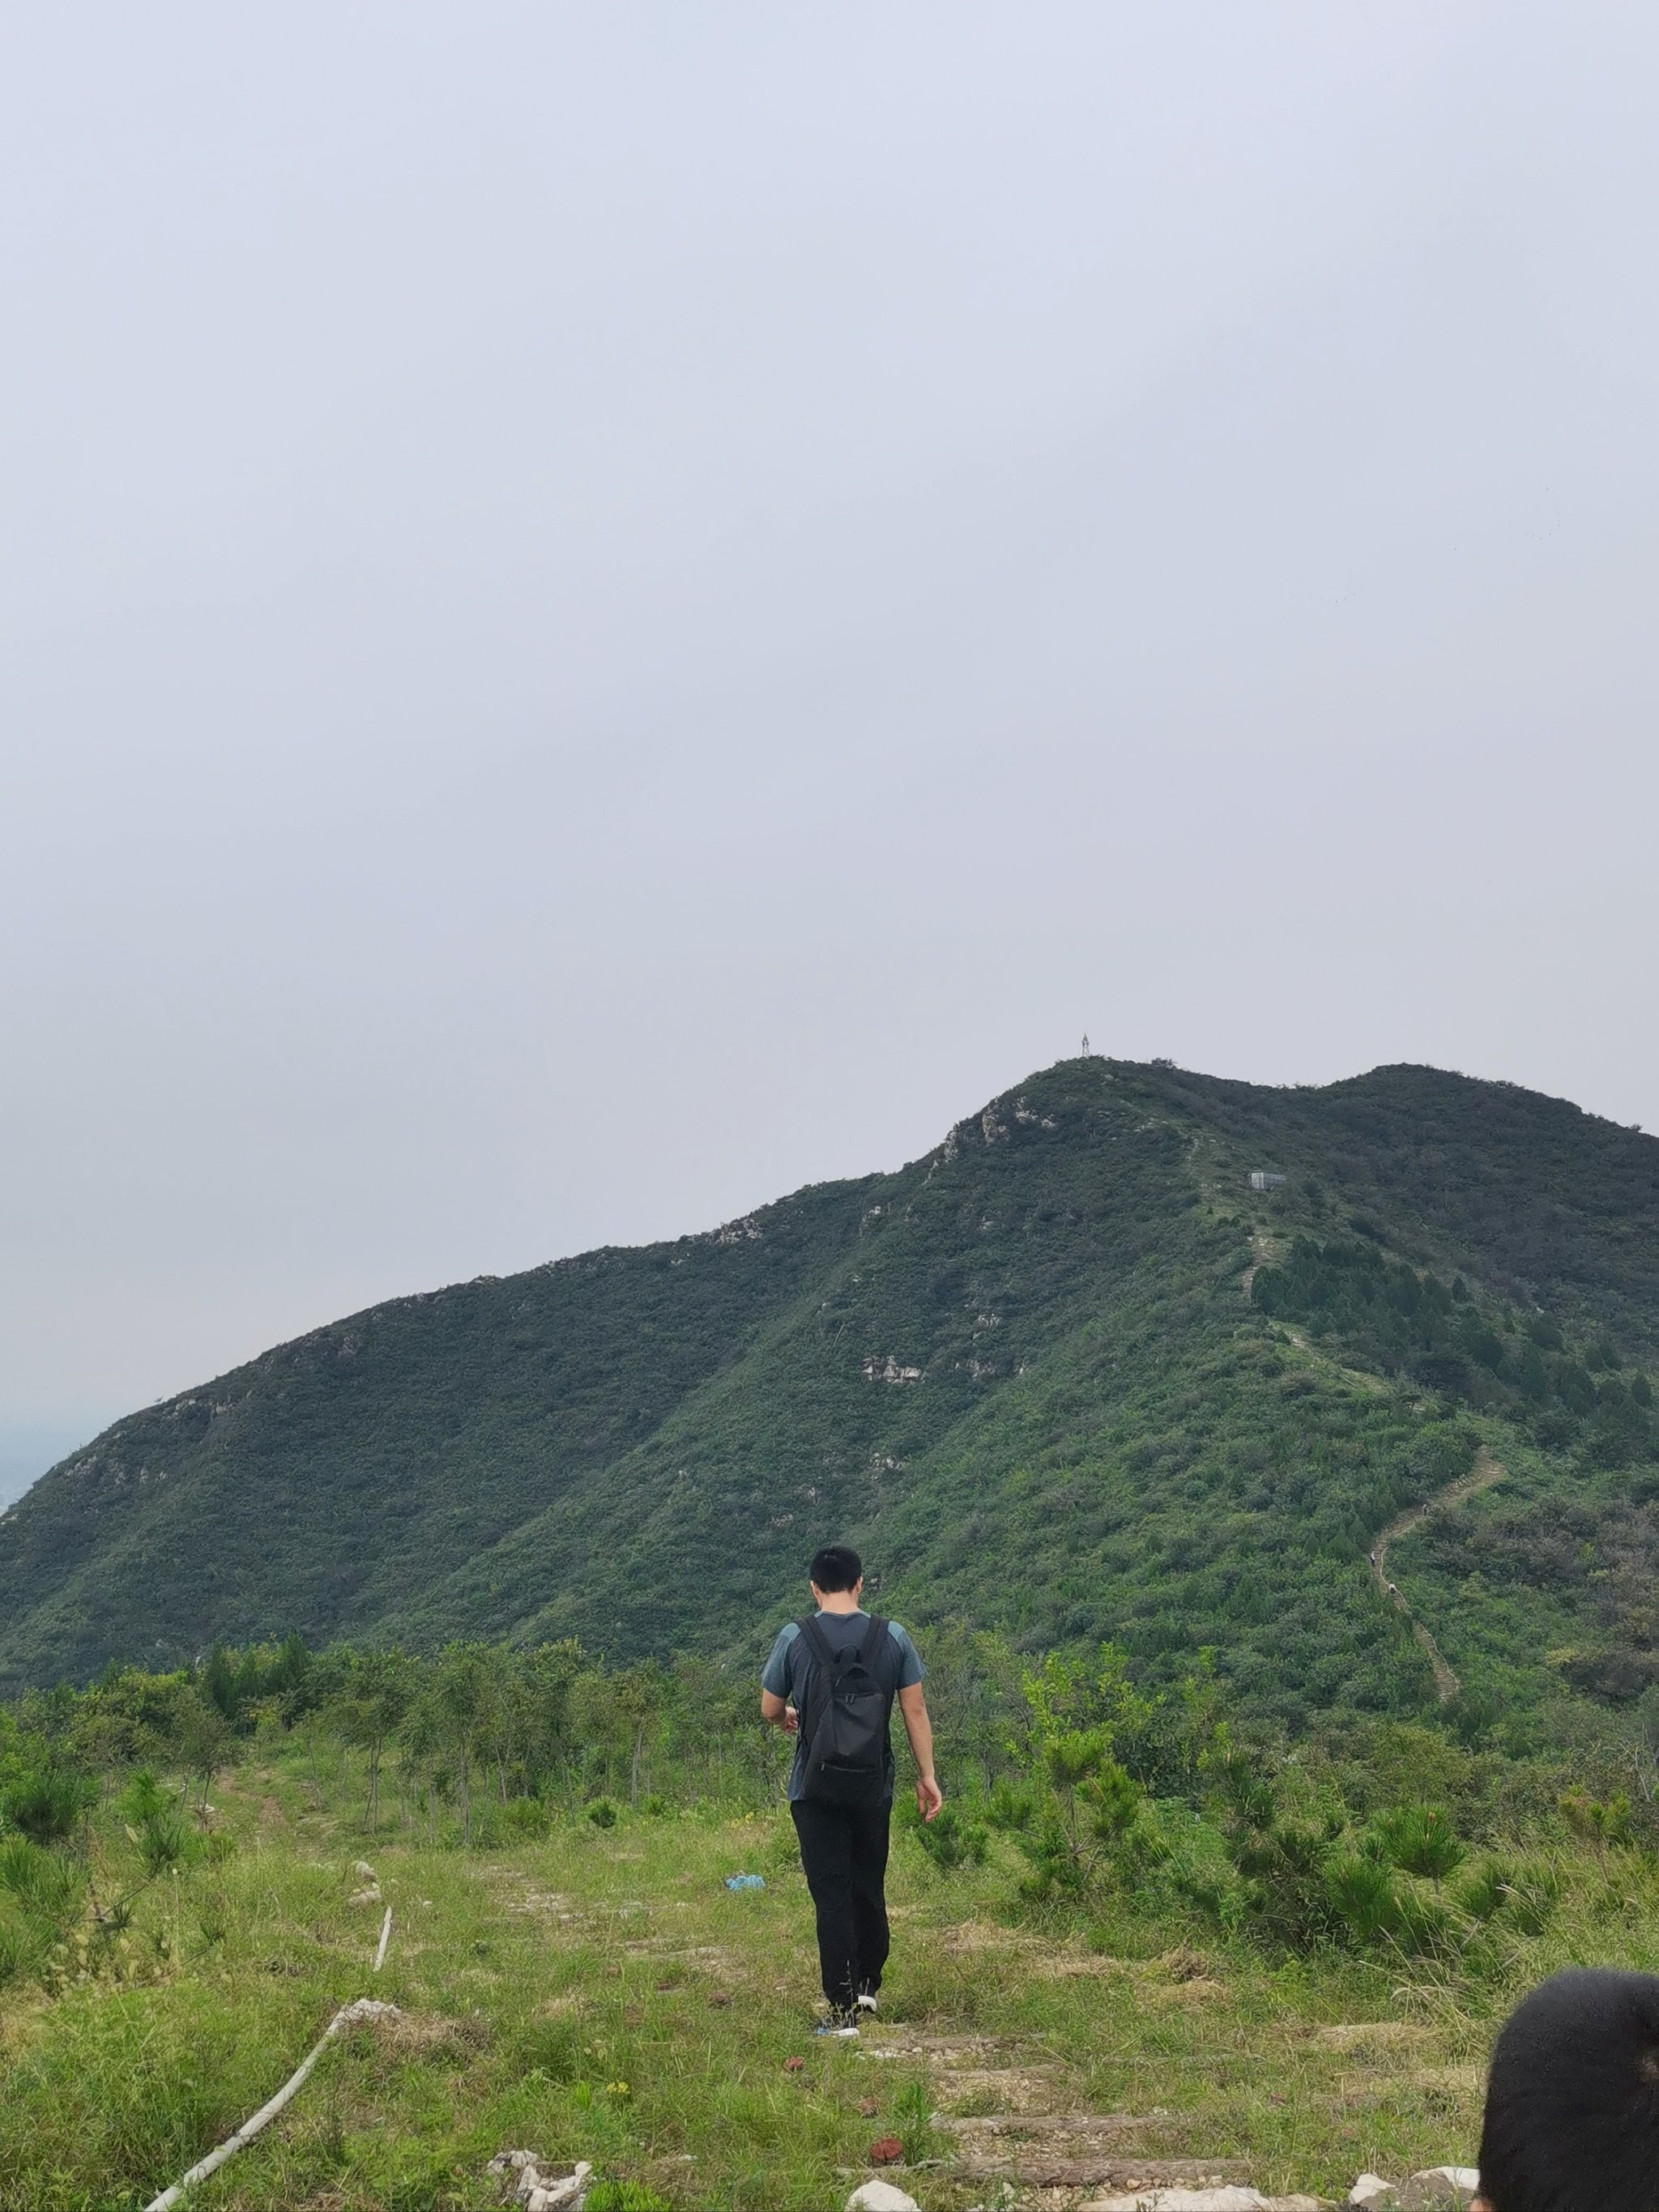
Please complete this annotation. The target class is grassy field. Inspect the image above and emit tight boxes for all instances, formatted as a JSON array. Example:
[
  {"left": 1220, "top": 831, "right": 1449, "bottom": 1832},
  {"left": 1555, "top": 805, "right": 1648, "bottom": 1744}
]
[{"left": 9, "top": 1742, "right": 1627, "bottom": 2212}]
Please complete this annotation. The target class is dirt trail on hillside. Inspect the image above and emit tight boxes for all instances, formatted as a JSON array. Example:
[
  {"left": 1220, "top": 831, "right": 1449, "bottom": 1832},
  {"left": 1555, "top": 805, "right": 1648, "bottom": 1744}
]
[
  {"left": 1370, "top": 1447, "right": 1505, "bottom": 1703},
  {"left": 1239, "top": 1230, "right": 1275, "bottom": 1300}
]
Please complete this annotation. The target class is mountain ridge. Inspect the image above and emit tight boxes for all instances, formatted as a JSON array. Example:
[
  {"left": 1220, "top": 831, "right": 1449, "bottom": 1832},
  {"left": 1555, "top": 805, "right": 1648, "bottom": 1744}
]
[{"left": 6, "top": 1056, "right": 1659, "bottom": 1745}]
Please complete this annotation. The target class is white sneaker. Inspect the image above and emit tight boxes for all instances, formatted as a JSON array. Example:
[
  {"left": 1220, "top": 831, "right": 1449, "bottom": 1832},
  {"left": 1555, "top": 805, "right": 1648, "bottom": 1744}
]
[{"left": 855, "top": 1991, "right": 878, "bottom": 2016}]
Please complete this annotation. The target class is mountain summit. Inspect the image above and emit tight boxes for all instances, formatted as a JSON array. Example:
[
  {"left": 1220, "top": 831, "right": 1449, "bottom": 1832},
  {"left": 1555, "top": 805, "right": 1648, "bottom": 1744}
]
[{"left": 6, "top": 1059, "right": 1658, "bottom": 1737}]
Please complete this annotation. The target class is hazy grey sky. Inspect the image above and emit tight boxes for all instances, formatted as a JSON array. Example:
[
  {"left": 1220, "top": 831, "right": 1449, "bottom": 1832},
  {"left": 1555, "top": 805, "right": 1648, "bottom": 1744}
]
[{"left": 5, "top": 3, "right": 1658, "bottom": 1499}]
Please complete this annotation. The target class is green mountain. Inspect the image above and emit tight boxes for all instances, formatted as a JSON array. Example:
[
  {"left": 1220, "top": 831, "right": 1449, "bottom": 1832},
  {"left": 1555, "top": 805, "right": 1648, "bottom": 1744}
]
[{"left": 6, "top": 1058, "right": 1659, "bottom": 1743}]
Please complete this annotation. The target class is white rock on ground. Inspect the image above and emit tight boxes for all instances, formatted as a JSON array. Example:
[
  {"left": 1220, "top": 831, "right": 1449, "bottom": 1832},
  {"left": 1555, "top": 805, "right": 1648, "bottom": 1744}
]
[
  {"left": 1399, "top": 2171, "right": 1480, "bottom": 2210},
  {"left": 486, "top": 2150, "right": 592, "bottom": 2210},
  {"left": 1349, "top": 2178, "right": 1400, "bottom": 2208},
  {"left": 845, "top": 2184, "right": 923, "bottom": 2212},
  {"left": 1077, "top": 2191, "right": 1320, "bottom": 2211}
]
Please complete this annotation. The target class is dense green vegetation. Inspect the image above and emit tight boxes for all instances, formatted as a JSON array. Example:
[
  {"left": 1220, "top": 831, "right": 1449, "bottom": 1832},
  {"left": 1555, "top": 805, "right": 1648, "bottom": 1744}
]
[
  {"left": 5, "top": 1629, "right": 1659, "bottom": 2207},
  {"left": 2, "top": 1628, "right": 1650, "bottom": 1988},
  {"left": 1252, "top": 1230, "right": 1653, "bottom": 1464},
  {"left": 9, "top": 1056, "right": 1659, "bottom": 2205},
  {"left": 6, "top": 1056, "right": 1659, "bottom": 1765}
]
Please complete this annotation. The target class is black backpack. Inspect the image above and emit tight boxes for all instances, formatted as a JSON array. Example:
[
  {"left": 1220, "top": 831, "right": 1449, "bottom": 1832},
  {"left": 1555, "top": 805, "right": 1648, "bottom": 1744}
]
[{"left": 795, "top": 1613, "right": 900, "bottom": 1808}]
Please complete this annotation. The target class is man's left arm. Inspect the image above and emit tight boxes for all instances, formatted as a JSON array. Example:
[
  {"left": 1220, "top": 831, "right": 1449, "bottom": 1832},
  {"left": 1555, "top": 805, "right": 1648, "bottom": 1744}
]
[
  {"left": 897, "top": 1682, "right": 942, "bottom": 1821},
  {"left": 760, "top": 1628, "right": 799, "bottom": 1733}
]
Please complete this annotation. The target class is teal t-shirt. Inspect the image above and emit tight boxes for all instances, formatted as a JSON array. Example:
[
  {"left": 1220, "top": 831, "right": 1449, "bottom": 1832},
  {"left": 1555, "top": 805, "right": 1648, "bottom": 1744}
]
[{"left": 761, "top": 1610, "right": 925, "bottom": 1803}]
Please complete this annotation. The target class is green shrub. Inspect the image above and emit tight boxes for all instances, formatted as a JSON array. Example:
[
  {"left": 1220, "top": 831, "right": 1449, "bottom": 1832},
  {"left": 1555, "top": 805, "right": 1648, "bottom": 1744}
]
[
  {"left": 1015, "top": 1812, "right": 1089, "bottom": 1900},
  {"left": 1083, "top": 1758, "right": 1145, "bottom": 1845},
  {"left": 1392, "top": 1882, "right": 1456, "bottom": 1955},
  {"left": 586, "top": 1798, "right": 618, "bottom": 1829},
  {"left": 0, "top": 1836, "right": 79, "bottom": 1918},
  {"left": 116, "top": 1769, "right": 169, "bottom": 1826},
  {"left": 1045, "top": 1727, "right": 1111, "bottom": 1792},
  {"left": 1374, "top": 1805, "right": 1464, "bottom": 1882},
  {"left": 1559, "top": 1788, "right": 1634, "bottom": 1850},
  {"left": 1455, "top": 1856, "right": 1518, "bottom": 1921},
  {"left": 133, "top": 1809, "right": 200, "bottom": 1877},
  {"left": 489, "top": 1796, "right": 552, "bottom": 1842},
  {"left": 1502, "top": 1856, "right": 1562, "bottom": 1934},
  {"left": 908, "top": 1801, "right": 988, "bottom": 1873},
  {"left": 2, "top": 1771, "right": 90, "bottom": 1844},
  {"left": 986, "top": 1777, "right": 1038, "bottom": 1831},
  {"left": 1325, "top": 1852, "right": 1399, "bottom": 1943}
]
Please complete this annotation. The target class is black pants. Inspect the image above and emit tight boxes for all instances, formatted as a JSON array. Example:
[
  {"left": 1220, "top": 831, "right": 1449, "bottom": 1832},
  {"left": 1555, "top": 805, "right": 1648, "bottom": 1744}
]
[{"left": 791, "top": 1796, "right": 892, "bottom": 2010}]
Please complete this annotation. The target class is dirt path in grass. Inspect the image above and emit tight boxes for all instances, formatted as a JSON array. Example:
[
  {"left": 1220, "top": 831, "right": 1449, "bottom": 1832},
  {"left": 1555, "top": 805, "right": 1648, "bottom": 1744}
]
[
  {"left": 858, "top": 2021, "right": 1260, "bottom": 2199},
  {"left": 1370, "top": 1447, "right": 1506, "bottom": 1703}
]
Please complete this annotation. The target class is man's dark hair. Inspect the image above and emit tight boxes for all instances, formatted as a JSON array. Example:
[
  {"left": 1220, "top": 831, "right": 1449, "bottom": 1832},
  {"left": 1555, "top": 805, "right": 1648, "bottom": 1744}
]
[
  {"left": 808, "top": 1545, "right": 862, "bottom": 1594},
  {"left": 1478, "top": 1967, "right": 1659, "bottom": 2211}
]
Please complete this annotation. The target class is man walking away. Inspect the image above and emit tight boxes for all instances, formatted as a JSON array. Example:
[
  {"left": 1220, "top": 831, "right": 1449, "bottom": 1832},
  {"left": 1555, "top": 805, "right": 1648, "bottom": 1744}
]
[{"left": 760, "top": 1545, "right": 943, "bottom": 2035}]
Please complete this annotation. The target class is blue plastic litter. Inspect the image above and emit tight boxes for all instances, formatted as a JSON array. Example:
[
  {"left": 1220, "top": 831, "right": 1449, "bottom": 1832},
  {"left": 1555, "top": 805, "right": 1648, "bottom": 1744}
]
[{"left": 723, "top": 1873, "right": 766, "bottom": 1890}]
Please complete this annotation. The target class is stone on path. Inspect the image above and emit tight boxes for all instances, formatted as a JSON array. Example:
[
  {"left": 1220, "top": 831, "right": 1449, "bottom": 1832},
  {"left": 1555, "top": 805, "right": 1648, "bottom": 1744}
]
[
  {"left": 1076, "top": 2189, "right": 1320, "bottom": 2211},
  {"left": 1399, "top": 2170, "right": 1480, "bottom": 2210},
  {"left": 1348, "top": 2177, "right": 1399, "bottom": 2208},
  {"left": 935, "top": 2111, "right": 1159, "bottom": 2137},
  {"left": 845, "top": 2182, "right": 921, "bottom": 2212},
  {"left": 962, "top": 2155, "right": 1251, "bottom": 2189},
  {"left": 487, "top": 2150, "right": 592, "bottom": 2210}
]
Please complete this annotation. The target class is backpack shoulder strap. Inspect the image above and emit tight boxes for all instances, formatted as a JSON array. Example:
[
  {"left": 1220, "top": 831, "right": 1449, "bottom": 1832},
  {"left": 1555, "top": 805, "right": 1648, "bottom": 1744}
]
[
  {"left": 792, "top": 1616, "right": 842, "bottom": 1755},
  {"left": 858, "top": 1613, "right": 902, "bottom": 1690}
]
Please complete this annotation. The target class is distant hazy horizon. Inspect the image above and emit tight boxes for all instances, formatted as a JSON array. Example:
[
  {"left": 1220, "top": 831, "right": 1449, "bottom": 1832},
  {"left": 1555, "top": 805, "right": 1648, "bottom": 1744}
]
[{"left": 6, "top": 5, "right": 1659, "bottom": 1454}]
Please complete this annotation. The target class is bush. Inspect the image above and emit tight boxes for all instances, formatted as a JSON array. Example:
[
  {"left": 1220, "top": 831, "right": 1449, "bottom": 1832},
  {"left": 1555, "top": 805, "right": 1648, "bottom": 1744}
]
[
  {"left": 483, "top": 1796, "right": 551, "bottom": 1843},
  {"left": 132, "top": 1809, "right": 200, "bottom": 1877},
  {"left": 1454, "top": 1856, "right": 1515, "bottom": 1921},
  {"left": 1014, "top": 1812, "right": 1090, "bottom": 1901},
  {"left": 908, "top": 1801, "right": 988, "bottom": 1874},
  {"left": 1502, "top": 1856, "right": 1562, "bottom": 1935},
  {"left": 1392, "top": 1882, "right": 1456, "bottom": 1955},
  {"left": 1325, "top": 1852, "right": 1399, "bottom": 1943},
  {"left": 0, "top": 1835, "right": 79, "bottom": 1917},
  {"left": 1374, "top": 1805, "right": 1464, "bottom": 1882},
  {"left": 986, "top": 1777, "right": 1038, "bottom": 1832},
  {"left": 2, "top": 1771, "right": 91, "bottom": 1844},
  {"left": 116, "top": 1770, "right": 169, "bottom": 1825},
  {"left": 1559, "top": 1788, "right": 1634, "bottom": 1850},
  {"left": 586, "top": 1798, "right": 618, "bottom": 1830}
]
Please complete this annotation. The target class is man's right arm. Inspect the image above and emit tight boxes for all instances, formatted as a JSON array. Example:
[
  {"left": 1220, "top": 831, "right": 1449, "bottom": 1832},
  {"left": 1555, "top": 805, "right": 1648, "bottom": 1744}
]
[{"left": 760, "top": 1627, "right": 799, "bottom": 1732}]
